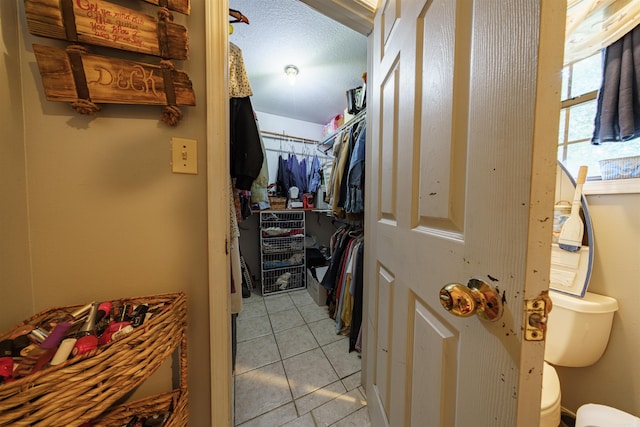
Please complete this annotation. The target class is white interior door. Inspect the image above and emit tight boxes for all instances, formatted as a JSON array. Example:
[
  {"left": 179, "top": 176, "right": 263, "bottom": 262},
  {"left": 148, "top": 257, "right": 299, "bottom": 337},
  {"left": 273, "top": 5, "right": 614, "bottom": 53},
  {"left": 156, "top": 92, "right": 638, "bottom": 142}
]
[{"left": 363, "top": 0, "right": 566, "bottom": 425}]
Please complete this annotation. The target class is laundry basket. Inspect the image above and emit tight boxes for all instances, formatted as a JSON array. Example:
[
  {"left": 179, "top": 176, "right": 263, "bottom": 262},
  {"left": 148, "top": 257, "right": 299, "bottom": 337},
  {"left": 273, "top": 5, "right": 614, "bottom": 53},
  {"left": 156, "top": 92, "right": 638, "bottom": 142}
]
[{"left": 0, "top": 292, "right": 187, "bottom": 427}]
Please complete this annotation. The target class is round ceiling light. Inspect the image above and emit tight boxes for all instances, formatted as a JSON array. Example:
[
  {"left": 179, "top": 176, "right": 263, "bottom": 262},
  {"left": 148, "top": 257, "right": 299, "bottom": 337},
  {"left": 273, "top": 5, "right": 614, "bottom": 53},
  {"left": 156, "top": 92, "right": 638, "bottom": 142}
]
[
  {"left": 284, "top": 65, "right": 299, "bottom": 77},
  {"left": 284, "top": 65, "right": 299, "bottom": 85}
]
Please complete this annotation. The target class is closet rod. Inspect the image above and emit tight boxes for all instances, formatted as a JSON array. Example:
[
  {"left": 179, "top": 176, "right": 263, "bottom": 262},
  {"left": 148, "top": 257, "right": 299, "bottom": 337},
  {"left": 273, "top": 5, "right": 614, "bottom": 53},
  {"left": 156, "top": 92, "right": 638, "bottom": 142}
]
[
  {"left": 263, "top": 147, "right": 332, "bottom": 161},
  {"left": 261, "top": 130, "right": 319, "bottom": 145},
  {"left": 318, "top": 109, "right": 367, "bottom": 149}
]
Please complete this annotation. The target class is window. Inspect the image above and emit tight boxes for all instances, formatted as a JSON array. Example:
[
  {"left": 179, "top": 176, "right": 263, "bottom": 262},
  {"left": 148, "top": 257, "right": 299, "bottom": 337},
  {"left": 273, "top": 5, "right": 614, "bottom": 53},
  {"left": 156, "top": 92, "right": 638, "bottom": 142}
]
[{"left": 558, "top": 53, "right": 640, "bottom": 179}]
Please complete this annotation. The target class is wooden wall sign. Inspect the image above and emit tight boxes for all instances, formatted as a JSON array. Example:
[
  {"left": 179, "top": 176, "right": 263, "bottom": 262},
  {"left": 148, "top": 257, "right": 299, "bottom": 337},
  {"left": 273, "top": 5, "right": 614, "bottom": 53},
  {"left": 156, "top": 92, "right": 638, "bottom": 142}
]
[
  {"left": 33, "top": 44, "right": 195, "bottom": 126},
  {"left": 24, "top": 0, "right": 189, "bottom": 60},
  {"left": 140, "top": 0, "right": 190, "bottom": 15}
]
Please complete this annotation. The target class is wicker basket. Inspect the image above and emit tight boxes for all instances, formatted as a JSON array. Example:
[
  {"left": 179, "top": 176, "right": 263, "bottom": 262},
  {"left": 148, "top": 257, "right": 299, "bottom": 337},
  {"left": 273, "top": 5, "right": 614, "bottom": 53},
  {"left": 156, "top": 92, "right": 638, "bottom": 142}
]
[
  {"left": 0, "top": 292, "right": 187, "bottom": 427},
  {"left": 91, "top": 334, "right": 188, "bottom": 427},
  {"left": 92, "top": 388, "right": 188, "bottom": 427},
  {"left": 268, "top": 196, "right": 287, "bottom": 210}
]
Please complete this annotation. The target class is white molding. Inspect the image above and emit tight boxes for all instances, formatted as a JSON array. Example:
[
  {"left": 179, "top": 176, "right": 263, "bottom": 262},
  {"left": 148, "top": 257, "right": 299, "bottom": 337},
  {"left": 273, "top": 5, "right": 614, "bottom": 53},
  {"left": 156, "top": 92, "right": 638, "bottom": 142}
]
[
  {"left": 206, "top": 1, "right": 232, "bottom": 426},
  {"left": 299, "top": 0, "right": 375, "bottom": 35},
  {"left": 583, "top": 178, "right": 640, "bottom": 195}
]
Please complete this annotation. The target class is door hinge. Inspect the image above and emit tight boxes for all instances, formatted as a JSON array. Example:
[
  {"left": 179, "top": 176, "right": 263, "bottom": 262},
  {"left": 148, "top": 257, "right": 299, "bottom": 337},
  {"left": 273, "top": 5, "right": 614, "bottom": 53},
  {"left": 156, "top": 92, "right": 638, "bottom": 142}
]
[{"left": 524, "top": 291, "right": 553, "bottom": 341}]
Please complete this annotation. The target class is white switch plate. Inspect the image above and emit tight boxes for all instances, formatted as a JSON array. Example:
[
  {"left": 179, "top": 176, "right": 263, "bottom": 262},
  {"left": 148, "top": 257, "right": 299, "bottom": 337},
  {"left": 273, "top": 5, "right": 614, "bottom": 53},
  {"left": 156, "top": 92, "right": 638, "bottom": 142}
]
[{"left": 171, "top": 137, "right": 197, "bottom": 174}]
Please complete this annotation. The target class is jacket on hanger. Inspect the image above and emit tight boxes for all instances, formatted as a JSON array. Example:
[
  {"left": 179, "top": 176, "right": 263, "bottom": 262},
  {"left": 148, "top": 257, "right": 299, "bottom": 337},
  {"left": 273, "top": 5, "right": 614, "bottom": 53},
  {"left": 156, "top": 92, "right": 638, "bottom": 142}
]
[
  {"left": 344, "top": 122, "right": 366, "bottom": 214},
  {"left": 230, "top": 96, "right": 264, "bottom": 190}
]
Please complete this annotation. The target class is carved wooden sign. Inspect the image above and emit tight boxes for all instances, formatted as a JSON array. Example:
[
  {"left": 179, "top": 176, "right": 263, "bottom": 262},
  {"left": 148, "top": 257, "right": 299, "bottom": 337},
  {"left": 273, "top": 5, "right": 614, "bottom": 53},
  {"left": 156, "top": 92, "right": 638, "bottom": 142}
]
[
  {"left": 24, "top": 0, "right": 189, "bottom": 60},
  {"left": 33, "top": 44, "right": 195, "bottom": 125},
  {"left": 139, "top": 0, "right": 190, "bottom": 15}
]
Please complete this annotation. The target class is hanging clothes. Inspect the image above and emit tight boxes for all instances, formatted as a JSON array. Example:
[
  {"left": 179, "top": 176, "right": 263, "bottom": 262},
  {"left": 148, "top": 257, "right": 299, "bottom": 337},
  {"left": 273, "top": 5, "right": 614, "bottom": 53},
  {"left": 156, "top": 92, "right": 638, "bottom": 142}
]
[
  {"left": 250, "top": 119, "right": 269, "bottom": 203},
  {"left": 229, "top": 42, "right": 264, "bottom": 190},
  {"left": 229, "top": 178, "right": 243, "bottom": 315},
  {"left": 335, "top": 237, "right": 361, "bottom": 335},
  {"left": 336, "top": 122, "right": 364, "bottom": 213},
  {"left": 229, "top": 42, "right": 253, "bottom": 98},
  {"left": 333, "top": 236, "right": 357, "bottom": 329},
  {"left": 308, "top": 154, "right": 322, "bottom": 194},
  {"left": 287, "top": 153, "right": 305, "bottom": 192},
  {"left": 276, "top": 154, "right": 290, "bottom": 197},
  {"left": 321, "top": 225, "right": 364, "bottom": 351},
  {"left": 299, "top": 157, "right": 308, "bottom": 193},
  {"left": 324, "top": 131, "right": 346, "bottom": 205},
  {"left": 230, "top": 97, "right": 264, "bottom": 190},
  {"left": 349, "top": 242, "right": 364, "bottom": 352},
  {"left": 344, "top": 122, "right": 366, "bottom": 215},
  {"left": 312, "top": 113, "right": 368, "bottom": 353},
  {"left": 321, "top": 225, "right": 350, "bottom": 292},
  {"left": 330, "top": 131, "right": 352, "bottom": 218},
  {"left": 325, "top": 119, "right": 366, "bottom": 218}
]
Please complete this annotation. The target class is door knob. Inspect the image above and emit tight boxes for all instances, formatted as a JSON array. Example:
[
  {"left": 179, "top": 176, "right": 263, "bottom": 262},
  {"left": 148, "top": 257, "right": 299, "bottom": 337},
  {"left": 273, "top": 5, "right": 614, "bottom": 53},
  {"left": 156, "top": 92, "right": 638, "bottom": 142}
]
[{"left": 439, "top": 279, "right": 503, "bottom": 321}]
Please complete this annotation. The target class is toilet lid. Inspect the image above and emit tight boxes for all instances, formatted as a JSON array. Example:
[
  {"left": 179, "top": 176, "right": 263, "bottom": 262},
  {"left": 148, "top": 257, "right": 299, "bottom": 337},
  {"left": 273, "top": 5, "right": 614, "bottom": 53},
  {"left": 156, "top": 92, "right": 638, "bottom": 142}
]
[
  {"left": 541, "top": 362, "right": 561, "bottom": 410},
  {"left": 576, "top": 403, "right": 640, "bottom": 426}
]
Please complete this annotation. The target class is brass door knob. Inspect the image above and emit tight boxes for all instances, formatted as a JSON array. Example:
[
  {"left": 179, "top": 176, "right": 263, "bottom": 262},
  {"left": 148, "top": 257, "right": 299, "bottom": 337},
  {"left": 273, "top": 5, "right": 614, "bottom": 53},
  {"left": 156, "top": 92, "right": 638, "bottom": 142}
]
[{"left": 439, "top": 279, "right": 503, "bottom": 321}]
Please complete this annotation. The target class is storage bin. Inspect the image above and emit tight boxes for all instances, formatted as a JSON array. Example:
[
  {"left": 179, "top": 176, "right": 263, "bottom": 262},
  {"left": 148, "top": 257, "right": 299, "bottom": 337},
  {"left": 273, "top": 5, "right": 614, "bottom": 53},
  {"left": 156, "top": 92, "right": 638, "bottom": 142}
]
[
  {"left": 261, "top": 211, "right": 306, "bottom": 295},
  {"left": 307, "top": 269, "right": 327, "bottom": 306},
  {"left": 599, "top": 155, "right": 640, "bottom": 180}
]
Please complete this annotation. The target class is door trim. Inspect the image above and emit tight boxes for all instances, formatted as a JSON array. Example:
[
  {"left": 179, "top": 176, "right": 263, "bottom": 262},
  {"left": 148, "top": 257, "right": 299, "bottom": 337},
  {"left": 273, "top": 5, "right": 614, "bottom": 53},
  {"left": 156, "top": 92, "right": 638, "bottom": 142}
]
[
  {"left": 516, "top": 0, "right": 567, "bottom": 423},
  {"left": 206, "top": 1, "right": 232, "bottom": 426}
]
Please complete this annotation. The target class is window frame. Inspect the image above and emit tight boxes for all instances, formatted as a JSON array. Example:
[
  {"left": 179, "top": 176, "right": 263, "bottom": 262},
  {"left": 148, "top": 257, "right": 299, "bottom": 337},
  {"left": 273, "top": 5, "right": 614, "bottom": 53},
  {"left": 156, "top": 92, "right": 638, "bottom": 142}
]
[{"left": 558, "top": 56, "right": 640, "bottom": 195}]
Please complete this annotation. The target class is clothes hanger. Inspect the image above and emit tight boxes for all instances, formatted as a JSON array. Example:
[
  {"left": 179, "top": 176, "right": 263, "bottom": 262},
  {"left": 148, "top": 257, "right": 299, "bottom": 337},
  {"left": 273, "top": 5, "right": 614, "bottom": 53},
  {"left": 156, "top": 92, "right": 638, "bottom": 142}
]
[{"left": 229, "top": 8, "right": 249, "bottom": 24}]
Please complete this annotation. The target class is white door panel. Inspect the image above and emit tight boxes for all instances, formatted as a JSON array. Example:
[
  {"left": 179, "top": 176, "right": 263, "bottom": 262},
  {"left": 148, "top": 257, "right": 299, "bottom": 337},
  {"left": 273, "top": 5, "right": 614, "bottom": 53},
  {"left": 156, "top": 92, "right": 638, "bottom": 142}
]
[
  {"left": 365, "top": 0, "right": 565, "bottom": 426},
  {"left": 410, "top": 299, "right": 457, "bottom": 427}
]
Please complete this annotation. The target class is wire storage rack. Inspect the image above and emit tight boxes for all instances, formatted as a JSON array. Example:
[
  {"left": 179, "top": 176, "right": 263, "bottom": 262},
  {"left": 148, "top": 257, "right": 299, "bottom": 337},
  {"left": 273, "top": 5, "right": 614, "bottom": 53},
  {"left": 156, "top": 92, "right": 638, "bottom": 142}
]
[{"left": 260, "top": 211, "right": 306, "bottom": 295}]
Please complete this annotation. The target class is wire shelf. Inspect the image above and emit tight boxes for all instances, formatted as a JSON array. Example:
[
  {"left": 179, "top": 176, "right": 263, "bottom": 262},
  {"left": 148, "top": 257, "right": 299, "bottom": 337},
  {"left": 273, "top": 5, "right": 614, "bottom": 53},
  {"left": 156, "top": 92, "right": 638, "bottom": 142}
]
[
  {"left": 262, "top": 265, "right": 306, "bottom": 295},
  {"left": 261, "top": 235, "right": 305, "bottom": 254},
  {"left": 260, "top": 211, "right": 306, "bottom": 296}
]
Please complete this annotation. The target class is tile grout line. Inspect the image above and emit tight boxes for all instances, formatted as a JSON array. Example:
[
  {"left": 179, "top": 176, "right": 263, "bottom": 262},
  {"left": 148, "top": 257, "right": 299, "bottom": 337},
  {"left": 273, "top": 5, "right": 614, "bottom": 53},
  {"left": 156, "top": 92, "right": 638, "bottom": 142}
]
[
  {"left": 235, "top": 290, "right": 369, "bottom": 426},
  {"left": 270, "top": 294, "right": 349, "bottom": 421},
  {"left": 276, "top": 297, "right": 328, "bottom": 419},
  {"left": 267, "top": 295, "right": 298, "bottom": 420}
]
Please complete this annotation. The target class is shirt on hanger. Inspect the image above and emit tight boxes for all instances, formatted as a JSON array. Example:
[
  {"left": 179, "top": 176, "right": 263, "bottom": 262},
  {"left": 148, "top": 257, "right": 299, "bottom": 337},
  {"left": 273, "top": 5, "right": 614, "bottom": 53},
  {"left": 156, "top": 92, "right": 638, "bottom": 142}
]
[{"left": 229, "top": 42, "right": 253, "bottom": 98}]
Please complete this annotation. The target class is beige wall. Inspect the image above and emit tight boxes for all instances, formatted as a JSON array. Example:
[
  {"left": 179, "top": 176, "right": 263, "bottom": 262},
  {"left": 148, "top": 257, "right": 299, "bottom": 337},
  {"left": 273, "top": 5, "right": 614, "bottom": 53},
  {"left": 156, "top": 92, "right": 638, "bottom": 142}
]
[
  {"left": 5, "top": 0, "right": 640, "bottom": 422},
  {"left": 557, "top": 190, "right": 640, "bottom": 417},
  {"left": 2, "top": 1, "right": 213, "bottom": 424}
]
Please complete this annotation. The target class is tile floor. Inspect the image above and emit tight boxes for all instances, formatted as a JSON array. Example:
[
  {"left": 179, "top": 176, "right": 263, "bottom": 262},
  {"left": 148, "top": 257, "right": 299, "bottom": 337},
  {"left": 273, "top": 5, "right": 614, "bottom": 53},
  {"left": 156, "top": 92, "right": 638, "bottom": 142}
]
[{"left": 234, "top": 289, "right": 371, "bottom": 426}]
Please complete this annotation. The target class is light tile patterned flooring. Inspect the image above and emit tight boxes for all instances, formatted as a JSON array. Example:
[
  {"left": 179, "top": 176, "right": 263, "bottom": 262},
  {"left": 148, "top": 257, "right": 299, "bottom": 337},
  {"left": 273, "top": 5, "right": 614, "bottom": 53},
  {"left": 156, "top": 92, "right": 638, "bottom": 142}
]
[{"left": 234, "top": 289, "right": 371, "bottom": 426}]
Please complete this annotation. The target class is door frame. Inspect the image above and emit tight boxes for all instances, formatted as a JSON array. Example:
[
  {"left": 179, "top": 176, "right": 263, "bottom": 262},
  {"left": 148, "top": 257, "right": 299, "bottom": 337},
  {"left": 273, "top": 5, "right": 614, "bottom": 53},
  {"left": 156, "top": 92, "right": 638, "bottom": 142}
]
[
  {"left": 206, "top": 2, "right": 233, "bottom": 426},
  {"left": 205, "top": 1, "right": 565, "bottom": 425},
  {"left": 205, "top": 2, "right": 375, "bottom": 425}
]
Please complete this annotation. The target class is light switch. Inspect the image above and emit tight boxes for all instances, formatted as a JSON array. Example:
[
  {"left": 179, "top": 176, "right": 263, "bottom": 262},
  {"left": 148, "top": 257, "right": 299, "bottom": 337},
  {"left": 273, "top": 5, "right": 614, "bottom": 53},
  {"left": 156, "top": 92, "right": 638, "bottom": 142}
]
[{"left": 171, "top": 137, "right": 197, "bottom": 174}]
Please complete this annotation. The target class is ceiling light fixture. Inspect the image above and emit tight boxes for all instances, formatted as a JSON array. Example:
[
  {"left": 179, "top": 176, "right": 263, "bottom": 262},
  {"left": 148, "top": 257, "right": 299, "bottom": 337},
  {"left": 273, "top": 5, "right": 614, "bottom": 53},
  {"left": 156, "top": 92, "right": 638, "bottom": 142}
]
[{"left": 284, "top": 65, "right": 299, "bottom": 85}]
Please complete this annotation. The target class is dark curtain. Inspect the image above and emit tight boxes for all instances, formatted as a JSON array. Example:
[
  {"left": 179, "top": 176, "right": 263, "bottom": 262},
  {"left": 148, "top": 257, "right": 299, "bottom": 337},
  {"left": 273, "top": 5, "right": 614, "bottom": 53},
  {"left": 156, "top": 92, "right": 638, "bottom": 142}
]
[{"left": 592, "top": 24, "right": 640, "bottom": 144}]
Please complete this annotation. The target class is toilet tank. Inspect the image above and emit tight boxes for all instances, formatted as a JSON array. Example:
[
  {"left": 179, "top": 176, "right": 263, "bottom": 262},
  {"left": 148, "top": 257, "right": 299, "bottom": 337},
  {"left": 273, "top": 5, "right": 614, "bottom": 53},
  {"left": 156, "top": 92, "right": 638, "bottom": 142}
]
[{"left": 544, "top": 291, "right": 618, "bottom": 367}]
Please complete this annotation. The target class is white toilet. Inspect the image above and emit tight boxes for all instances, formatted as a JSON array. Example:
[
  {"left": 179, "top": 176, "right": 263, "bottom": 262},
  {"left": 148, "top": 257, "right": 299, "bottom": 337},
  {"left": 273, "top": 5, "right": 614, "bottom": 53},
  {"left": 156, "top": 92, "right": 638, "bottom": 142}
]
[
  {"left": 539, "top": 290, "right": 619, "bottom": 427},
  {"left": 575, "top": 403, "right": 640, "bottom": 426}
]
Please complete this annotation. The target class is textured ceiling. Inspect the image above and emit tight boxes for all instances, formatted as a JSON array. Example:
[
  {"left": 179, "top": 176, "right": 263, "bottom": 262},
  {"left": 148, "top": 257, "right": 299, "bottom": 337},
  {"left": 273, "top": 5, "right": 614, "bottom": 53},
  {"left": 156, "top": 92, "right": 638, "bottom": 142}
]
[{"left": 229, "top": 0, "right": 368, "bottom": 125}]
